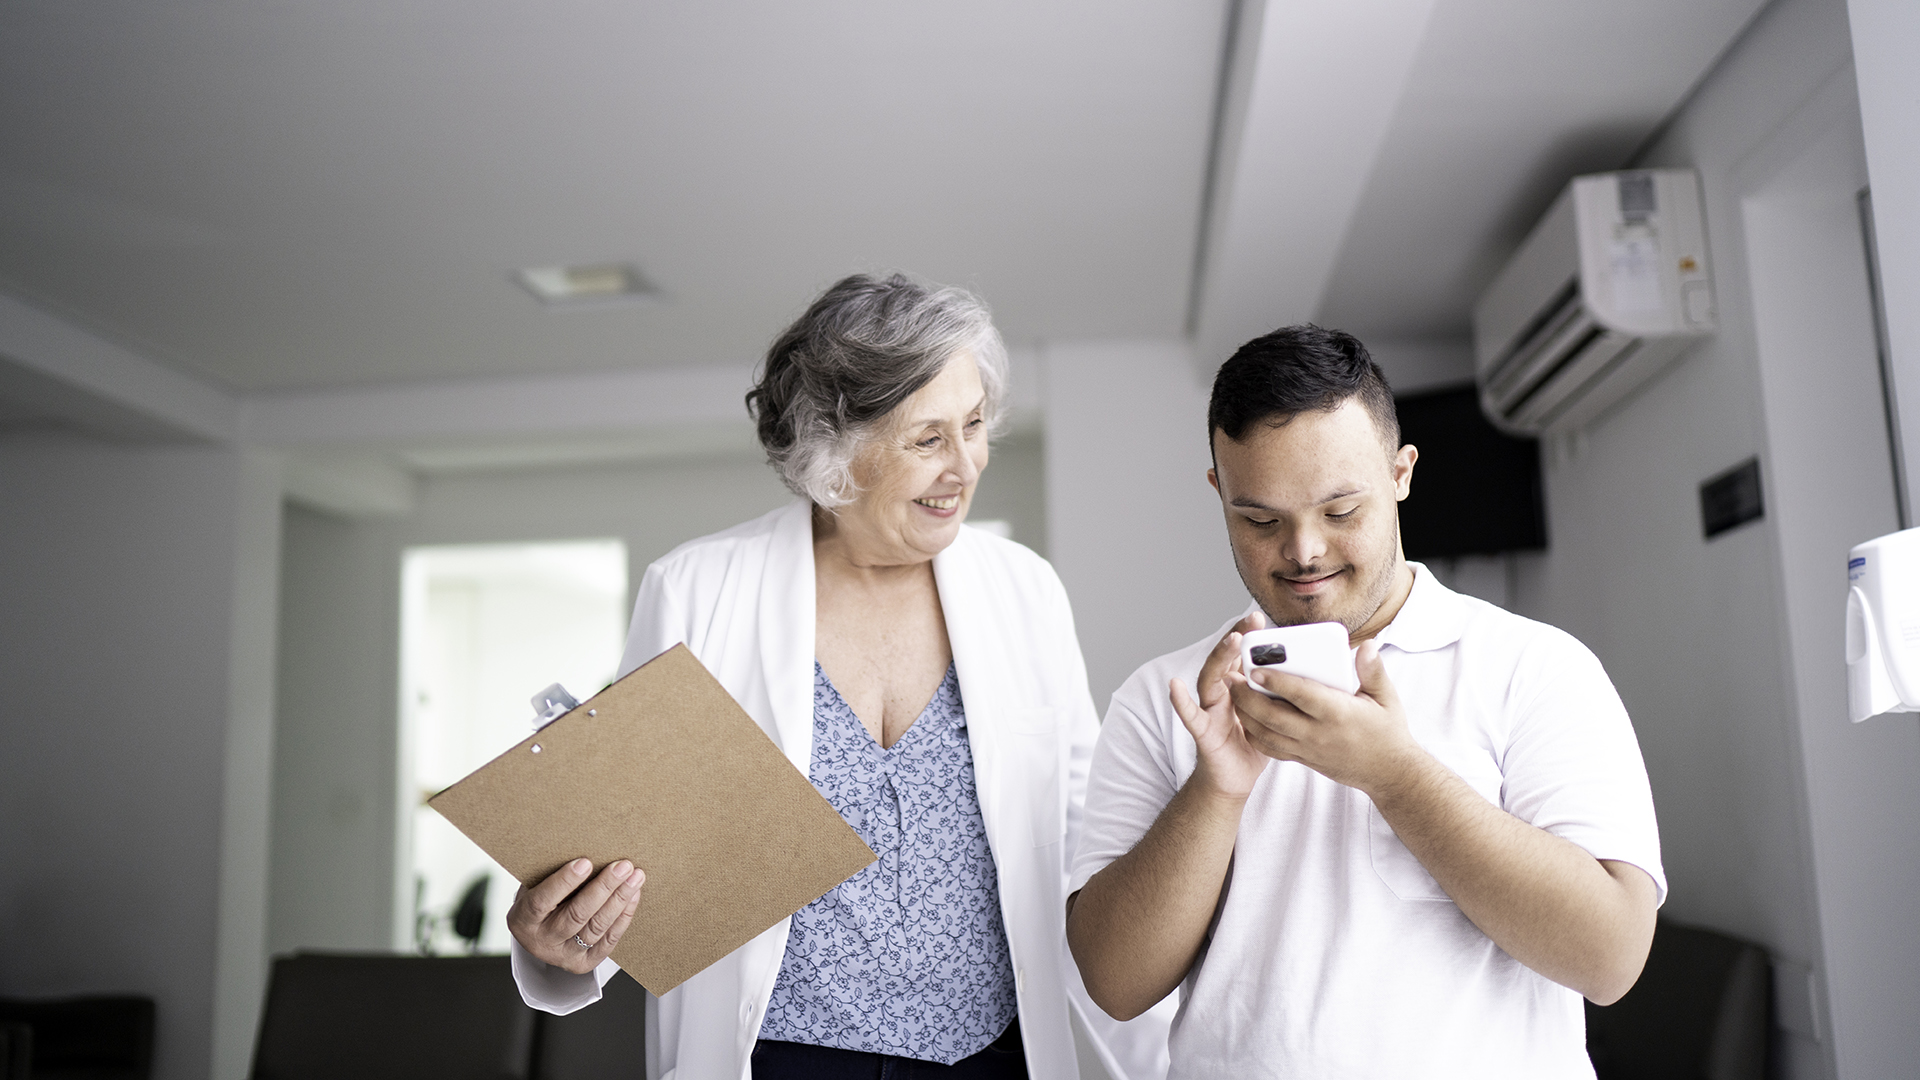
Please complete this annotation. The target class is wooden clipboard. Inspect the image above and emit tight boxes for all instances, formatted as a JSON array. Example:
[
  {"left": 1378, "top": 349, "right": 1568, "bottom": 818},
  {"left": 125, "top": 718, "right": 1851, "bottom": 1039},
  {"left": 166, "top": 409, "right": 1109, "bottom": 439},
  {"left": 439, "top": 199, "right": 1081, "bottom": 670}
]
[{"left": 429, "top": 644, "right": 876, "bottom": 994}]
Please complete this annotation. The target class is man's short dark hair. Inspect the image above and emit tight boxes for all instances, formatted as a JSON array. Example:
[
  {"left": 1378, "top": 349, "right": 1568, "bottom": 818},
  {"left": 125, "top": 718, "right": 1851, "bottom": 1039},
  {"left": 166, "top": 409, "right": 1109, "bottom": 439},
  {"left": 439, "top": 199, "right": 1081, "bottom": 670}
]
[{"left": 1207, "top": 325, "right": 1400, "bottom": 453}]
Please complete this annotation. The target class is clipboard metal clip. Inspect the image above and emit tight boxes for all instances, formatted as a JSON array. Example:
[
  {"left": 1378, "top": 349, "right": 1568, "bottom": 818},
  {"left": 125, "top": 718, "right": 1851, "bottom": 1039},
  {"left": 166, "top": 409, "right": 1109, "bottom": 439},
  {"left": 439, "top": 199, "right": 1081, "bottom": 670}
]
[{"left": 531, "top": 683, "right": 581, "bottom": 730}]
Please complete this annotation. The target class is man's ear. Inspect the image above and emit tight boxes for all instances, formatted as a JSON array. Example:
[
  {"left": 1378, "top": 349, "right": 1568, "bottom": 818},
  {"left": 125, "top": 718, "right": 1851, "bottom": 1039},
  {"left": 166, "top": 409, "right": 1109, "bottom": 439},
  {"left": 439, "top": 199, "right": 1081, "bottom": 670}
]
[
  {"left": 1207, "top": 467, "right": 1220, "bottom": 494},
  {"left": 1392, "top": 444, "right": 1418, "bottom": 502}
]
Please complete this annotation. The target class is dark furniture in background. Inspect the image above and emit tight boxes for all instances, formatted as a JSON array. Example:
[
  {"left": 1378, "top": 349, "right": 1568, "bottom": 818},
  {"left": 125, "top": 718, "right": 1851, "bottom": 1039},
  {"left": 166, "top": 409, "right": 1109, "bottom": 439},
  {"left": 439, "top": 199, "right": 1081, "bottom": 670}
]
[
  {"left": 251, "top": 952, "right": 646, "bottom": 1080},
  {"left": 1587, "top": 918, "right": 1771, "bottom": 1080},
  {"left": 0, "top": 996, "right": 155, "bottom": 1080},
  {"left": 0, "top": 1023, "right": 30, "bottom": 1080},
  {"left": 1393, "top": 384, "right": 1548, "bottom": 559}
]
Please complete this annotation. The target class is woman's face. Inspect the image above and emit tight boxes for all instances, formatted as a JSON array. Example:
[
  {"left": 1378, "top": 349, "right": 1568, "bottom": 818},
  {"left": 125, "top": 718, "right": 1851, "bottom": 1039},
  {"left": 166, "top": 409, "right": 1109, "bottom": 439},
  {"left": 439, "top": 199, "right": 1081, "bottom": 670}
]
[{"left": 832, "top": 351, "right": 991, "bottom": 566}]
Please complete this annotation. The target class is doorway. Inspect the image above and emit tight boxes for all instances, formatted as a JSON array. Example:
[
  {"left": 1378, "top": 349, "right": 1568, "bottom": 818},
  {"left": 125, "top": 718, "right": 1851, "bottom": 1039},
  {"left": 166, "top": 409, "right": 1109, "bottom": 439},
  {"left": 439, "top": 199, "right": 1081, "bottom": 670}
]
[{"left": 396, "top": 539, "right": 629, "bottom": 953}]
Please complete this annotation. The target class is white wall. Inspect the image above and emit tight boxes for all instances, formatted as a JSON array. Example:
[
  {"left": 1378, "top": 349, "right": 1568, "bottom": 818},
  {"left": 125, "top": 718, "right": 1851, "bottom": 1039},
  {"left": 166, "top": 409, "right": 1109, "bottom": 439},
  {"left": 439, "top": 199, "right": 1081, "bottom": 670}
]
[
  {"left": 1848, "top": 0, "right": 1920, "bottom": 518},
  {"left": 1510, "top": 0, "right": 1919, "bottom": 1074},
  {"left": 0, "top": 435, "right": 280, "bottom": 1080},
  {"left": 1738, "top": 74, "right": 1920, "bottom": 1077},
  {"left": 1042, "top": 339, "right": 1251, "bottom": 707},
  {"left": 269, "top": 505, "right": 404, "bottom": 956}
]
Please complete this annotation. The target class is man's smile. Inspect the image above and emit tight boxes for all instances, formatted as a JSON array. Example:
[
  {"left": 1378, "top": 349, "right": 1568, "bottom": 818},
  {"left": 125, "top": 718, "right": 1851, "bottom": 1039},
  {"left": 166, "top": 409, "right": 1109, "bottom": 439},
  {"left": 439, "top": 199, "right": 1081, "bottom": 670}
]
[{"left": 1278, "top": 568, "right": 1344, "bottom": 596}]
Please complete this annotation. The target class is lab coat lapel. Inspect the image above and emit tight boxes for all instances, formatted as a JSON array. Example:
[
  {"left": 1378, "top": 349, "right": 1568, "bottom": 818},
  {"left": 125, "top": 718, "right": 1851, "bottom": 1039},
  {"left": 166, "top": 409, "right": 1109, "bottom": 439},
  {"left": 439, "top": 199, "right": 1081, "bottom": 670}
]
[
  {"left": 934, "top": 536, "right": 1011, "bottom": 845},
  {"left": 758, "top": 500, "right": 818, "bottom": 773}
]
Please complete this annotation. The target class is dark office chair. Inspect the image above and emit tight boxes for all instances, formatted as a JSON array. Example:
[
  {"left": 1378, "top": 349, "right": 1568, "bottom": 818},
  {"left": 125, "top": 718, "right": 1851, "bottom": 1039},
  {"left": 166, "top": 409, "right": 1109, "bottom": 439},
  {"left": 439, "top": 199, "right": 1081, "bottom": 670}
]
[
  {"left": 451, "top": 876, "right": 492, "bottom": 953},
  {"left": 531, "top": 971, "right": 647, "bottom": 1080},
  {"left": 0, "top": 1022, "right": 30, "bottom": 1080},
  {"left": 0, "top": 996, "right": 155, "bottom": 1080},
  {"left": 250, "top": 953, "right": 534, "bottom": 1080},
  {"left": 1586, "top": 917, "right": 1770, "bottom": 1080}
]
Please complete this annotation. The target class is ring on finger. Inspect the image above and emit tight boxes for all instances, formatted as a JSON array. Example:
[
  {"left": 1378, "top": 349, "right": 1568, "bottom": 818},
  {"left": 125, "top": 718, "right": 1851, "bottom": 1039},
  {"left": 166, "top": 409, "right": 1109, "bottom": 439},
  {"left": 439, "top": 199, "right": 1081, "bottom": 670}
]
[{"left": 573, "top": 934, "right": 590, "bottom": 950}]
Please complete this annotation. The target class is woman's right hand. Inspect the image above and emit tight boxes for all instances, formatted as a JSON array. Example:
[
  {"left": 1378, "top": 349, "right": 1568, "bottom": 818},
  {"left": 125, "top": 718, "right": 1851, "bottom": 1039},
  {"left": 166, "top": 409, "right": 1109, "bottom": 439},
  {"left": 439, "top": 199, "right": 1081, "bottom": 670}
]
[{"left": 506, "top": 858, "right": 644, "bottom": 974}]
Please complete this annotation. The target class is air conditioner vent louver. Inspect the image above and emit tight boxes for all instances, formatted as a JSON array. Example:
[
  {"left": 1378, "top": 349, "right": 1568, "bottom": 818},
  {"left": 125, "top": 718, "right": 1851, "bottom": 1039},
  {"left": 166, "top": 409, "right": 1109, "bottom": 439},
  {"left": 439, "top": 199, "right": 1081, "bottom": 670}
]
[{"left": 1472, "top": 169, "right": 1716, "bottom": 436}]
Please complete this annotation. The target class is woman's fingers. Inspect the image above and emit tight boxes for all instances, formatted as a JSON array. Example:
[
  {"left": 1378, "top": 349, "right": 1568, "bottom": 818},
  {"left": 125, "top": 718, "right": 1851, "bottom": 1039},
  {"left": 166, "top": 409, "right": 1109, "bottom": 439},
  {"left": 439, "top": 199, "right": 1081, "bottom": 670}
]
[
  {"left": 564, "top": 890, "right": 641, "bottom": 973},
  {"left": 599, "top": 896, "right": 639, "bottom": 955},
  {"left": 579, "top": 868, "right": 645, "bottom": 945},
  {"left": 553, "top": 861, "right": 635, "bottom": 936},
  {"left": 504, "top": 857, "right": 646, "bottom": 972},
  {"left": 520, "top": 858, "right": 595, "bottom": 923}
]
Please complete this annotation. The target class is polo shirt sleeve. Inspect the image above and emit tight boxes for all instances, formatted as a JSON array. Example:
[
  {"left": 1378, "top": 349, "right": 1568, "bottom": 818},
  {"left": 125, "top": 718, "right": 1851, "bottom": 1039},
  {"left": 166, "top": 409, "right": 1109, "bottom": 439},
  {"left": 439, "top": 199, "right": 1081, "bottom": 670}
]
[
  {"left": 1499, "top": 627, "right": 1668, "bottom": 905},
  {"left": 1069, "top": 683, "right": 1186, "bottom": 897}
]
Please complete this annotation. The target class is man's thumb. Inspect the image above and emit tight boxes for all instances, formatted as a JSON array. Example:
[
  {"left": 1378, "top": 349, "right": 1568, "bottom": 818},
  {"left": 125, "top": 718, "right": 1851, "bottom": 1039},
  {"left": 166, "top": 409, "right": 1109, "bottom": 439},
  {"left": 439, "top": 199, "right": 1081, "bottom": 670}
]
[{"left": 1355, "top": 640, "right": 1398, "bottom": 706}]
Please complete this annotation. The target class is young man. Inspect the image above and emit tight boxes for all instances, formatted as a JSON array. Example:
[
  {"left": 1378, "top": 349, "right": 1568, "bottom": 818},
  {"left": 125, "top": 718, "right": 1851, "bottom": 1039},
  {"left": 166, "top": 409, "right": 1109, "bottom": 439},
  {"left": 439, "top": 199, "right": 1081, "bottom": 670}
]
[{"left": 1065, "top": 326, "right": 1664, "bottom": 1077}]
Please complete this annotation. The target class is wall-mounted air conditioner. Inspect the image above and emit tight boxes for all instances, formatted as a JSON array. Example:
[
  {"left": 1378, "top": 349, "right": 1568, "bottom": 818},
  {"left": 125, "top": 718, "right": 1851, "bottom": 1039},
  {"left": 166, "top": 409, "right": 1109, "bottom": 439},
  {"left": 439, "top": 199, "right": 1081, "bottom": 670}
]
[{"left": 1472, "top": 168, "right": 1716, "bottom": 435}]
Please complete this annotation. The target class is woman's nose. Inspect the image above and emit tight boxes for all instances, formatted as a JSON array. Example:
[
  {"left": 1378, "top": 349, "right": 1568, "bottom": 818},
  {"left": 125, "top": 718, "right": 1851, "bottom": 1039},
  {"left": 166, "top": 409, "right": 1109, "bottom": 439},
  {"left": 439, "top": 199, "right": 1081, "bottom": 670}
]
[{"left": 946, "top": 441, "right": 980, "bottom": 486}]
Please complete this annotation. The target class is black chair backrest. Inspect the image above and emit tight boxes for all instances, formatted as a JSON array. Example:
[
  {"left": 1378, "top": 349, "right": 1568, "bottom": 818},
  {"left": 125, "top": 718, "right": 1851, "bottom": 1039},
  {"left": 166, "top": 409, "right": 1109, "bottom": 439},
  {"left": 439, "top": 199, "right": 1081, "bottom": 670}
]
[
  {"left": 1586, "top": 918, "right": 1771, "bottom": 1080},
  {"left": 0, "top": 996, "right": 155, "bottom": 1080},
  {"left": 251, "top": 953, "right": 534, "bottom": 1080},
  {"left": 531, "top": 972, "right": 647, "bottom": 1080},
  {"left": 0, "top": 1022, "right": 30, "bottom": 1080}
]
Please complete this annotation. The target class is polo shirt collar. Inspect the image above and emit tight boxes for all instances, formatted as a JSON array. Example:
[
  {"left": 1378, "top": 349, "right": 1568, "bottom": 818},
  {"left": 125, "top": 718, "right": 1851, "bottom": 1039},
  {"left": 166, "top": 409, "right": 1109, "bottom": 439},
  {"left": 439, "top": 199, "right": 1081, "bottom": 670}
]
[
  {"left": 1239, "top": 561, "right": 1469, "bottom": 653},
  {"left": 1371, "top": 561, "right": 1470, "bottom": 654}
]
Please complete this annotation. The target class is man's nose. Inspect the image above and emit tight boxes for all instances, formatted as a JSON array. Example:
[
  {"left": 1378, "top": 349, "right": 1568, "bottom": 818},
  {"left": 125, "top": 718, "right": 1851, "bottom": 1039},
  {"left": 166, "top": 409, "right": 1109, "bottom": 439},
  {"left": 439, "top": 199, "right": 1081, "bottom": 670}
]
[{"left": 1281, "top": 522, "right": 1327, "bottom": 568}]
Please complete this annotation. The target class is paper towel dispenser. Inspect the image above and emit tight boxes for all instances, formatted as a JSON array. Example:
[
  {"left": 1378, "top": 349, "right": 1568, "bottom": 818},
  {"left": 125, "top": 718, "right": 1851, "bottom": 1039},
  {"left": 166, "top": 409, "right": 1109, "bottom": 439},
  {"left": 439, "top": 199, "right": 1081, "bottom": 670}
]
[{"left": 1846, "top": 526, "right": 1920, "bottom": 722}]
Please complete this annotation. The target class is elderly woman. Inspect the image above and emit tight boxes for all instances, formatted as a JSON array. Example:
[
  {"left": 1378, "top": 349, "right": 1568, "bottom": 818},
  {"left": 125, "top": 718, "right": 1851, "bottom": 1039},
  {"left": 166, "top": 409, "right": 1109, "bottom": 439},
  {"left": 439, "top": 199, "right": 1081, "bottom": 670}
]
[{"left": 505, "top": 274, "right": 1166, "bottom": 1080}]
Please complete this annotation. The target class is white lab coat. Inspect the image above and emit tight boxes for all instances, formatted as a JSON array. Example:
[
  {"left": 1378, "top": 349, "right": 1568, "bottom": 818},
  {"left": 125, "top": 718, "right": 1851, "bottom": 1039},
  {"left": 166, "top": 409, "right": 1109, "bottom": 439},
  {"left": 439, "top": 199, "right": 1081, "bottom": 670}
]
[{"left": 512, "top": 499, "right": 1171, "bottom": 1080}]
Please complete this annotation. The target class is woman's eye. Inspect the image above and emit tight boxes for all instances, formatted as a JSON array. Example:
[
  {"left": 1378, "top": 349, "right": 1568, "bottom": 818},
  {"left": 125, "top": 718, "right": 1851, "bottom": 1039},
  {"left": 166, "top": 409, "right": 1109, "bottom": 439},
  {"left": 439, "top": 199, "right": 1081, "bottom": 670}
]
[{"left": 917, "top": 436, "right": 941, "bottom": 449}]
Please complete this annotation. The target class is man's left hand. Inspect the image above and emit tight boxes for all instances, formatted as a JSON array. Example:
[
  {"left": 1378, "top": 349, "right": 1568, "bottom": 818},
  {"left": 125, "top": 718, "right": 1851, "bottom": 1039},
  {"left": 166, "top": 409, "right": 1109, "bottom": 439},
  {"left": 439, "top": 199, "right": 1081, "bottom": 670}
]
[{"left": 1227, "top": 640, "right": 1429, "bottom": 796}]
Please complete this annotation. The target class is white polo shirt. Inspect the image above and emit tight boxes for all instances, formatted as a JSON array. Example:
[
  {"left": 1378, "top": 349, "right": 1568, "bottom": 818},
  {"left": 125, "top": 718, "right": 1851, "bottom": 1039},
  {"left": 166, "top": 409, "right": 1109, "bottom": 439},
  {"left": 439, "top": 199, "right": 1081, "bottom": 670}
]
[{"left": 1071, "top": 565, "right": 1665, "bottom": 1079}]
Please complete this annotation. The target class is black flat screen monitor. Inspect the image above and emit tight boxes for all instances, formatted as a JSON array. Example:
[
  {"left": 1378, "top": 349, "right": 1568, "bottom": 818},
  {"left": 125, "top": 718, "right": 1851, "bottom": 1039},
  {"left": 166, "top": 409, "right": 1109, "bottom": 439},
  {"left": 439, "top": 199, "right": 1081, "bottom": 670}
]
[{"left": 1393, "top": 384, "right": 1547, "bottom": 559}]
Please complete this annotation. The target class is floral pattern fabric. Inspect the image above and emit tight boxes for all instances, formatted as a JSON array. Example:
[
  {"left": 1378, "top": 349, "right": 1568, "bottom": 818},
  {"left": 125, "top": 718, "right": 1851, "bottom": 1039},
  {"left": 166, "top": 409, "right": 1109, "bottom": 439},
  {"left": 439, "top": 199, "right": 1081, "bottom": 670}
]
[{"left": 758, "top": 662, "right": 1018, "bottom": 1064}]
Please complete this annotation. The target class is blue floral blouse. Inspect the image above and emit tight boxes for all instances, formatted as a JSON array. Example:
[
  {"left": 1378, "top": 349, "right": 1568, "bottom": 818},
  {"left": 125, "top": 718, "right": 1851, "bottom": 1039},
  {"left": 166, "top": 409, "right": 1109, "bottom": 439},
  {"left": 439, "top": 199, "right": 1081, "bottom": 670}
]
[{"left": 757, "top": 662, "right": 1018, "bottom": 1064}]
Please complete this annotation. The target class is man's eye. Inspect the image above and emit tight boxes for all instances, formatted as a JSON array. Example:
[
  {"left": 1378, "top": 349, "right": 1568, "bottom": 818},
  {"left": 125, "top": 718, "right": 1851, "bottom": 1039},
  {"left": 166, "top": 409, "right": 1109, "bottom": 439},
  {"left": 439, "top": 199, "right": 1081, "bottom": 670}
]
[
  {"left": 1328, "top": 507, "right": 1359, "bottom": 521},
  {"left": 1247, "top": 518, "right": 1279, "bottom": 528}
]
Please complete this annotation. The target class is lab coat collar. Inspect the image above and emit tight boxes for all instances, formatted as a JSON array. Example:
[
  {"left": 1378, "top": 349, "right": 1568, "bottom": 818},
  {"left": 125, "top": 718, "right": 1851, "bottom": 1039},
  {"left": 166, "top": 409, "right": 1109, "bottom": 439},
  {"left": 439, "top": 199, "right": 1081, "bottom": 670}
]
[
  {"left": 1372, "top": 561, "right": 1469, "bottom": 654},
  {"left": 759, "top": 500, "right": 819, "bottom": 772},
  {"left": 933, "top": 528, "right": 1000, "bottom": 723},
  {"left": 931, "top": 528, "right": 1018, "bottom": 851}
]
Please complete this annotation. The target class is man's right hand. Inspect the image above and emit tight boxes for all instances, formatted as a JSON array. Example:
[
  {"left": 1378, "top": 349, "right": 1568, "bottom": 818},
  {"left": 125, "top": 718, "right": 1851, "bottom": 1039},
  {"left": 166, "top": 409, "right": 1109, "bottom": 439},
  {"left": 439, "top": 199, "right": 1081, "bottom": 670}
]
[
  {"left": 1070, "top": 612, "right": 1273, "bottom": 1020},
  {"left": 506, "top": 858, "right": 644, "bottom": 974},
  {"left": 1169, "top": 612, "right": 1271, "bottom": 800}
]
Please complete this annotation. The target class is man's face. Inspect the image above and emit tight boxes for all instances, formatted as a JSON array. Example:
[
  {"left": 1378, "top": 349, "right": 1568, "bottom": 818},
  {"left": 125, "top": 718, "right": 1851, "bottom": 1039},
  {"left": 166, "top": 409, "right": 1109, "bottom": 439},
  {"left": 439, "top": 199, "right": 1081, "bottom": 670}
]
[{"left": 1209, "top": 398, "right": 1417, "bottom": 637}]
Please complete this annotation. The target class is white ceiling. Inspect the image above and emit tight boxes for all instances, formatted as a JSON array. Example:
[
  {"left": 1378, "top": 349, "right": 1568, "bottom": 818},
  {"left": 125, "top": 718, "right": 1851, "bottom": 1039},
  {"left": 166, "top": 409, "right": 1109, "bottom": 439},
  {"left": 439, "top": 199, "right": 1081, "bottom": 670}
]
[
  {"left": 0, "top": 1, "right": 1226, "bottom": 390},
  {"left": 0, "top": 0, "right": 1769, "bottom": 406},
  {"left": 1316, "top": 0, "right": 1767, "bottom": 342}
]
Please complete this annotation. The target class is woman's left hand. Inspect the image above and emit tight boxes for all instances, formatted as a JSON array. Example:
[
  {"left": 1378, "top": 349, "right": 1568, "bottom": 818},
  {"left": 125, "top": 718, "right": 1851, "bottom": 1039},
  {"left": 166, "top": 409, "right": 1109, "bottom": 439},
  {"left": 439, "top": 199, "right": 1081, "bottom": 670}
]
[{"left": 506, "top": 857, "right": 643, "bottom": 974}]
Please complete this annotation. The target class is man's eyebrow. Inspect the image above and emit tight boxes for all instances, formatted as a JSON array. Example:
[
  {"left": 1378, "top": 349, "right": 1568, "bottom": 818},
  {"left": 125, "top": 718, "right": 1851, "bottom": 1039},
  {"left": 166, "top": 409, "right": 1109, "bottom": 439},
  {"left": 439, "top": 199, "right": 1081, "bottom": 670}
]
[{"left": 1228, "top": 487, "right": 1364, "bottom": 512}]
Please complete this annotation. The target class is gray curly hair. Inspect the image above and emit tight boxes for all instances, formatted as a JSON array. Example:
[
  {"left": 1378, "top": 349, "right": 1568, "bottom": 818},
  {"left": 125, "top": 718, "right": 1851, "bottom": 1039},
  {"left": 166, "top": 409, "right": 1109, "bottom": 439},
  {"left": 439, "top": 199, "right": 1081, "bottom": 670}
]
[{"left": 745, "top": 273, "right": 1009, "bottom": 508}]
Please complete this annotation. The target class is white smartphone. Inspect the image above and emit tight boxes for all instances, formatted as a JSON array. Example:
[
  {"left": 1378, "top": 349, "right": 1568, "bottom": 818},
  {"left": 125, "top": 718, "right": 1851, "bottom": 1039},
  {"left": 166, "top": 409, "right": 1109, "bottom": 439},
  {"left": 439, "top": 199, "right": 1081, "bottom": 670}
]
[{"left": 1239, "top": 622, "right": 1360, "bottom": 696}]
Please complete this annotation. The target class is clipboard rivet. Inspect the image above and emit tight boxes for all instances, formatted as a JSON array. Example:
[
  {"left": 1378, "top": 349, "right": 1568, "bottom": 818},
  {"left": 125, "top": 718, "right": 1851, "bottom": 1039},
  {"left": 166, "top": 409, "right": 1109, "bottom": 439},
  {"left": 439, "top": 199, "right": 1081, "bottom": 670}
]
[
  {"left": 530, "top": 744, "right": 542, "bottom": 754},
  {"left": 588, "top": 709, "right": 597, "bottom": 716}
]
